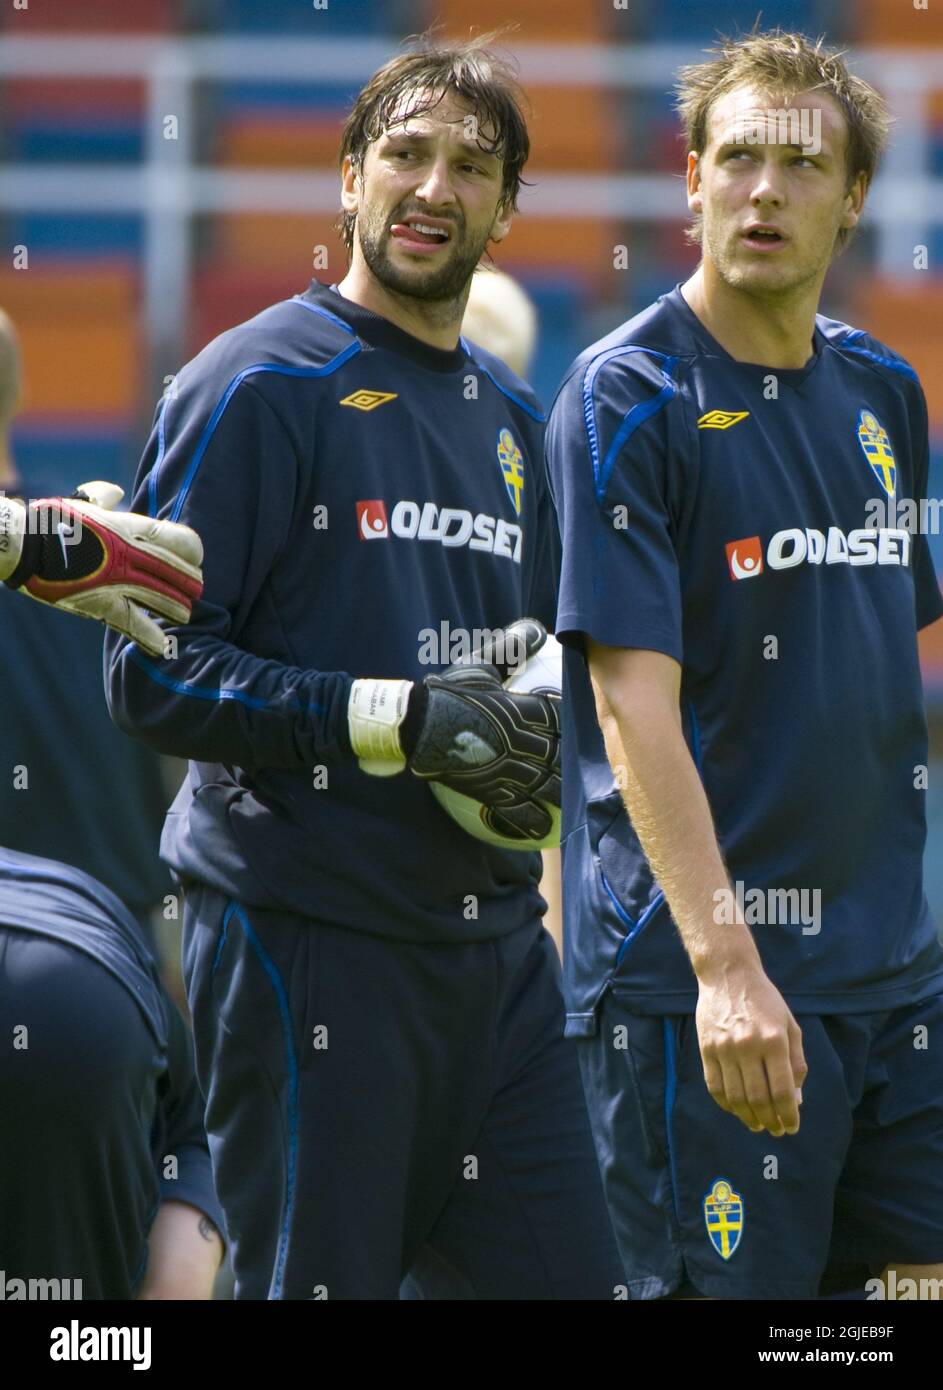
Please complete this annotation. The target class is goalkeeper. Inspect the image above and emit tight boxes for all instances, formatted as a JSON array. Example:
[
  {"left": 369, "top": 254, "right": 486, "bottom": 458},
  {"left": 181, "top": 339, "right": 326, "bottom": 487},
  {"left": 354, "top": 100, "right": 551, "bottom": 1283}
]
[{"left": 104, "top": 36, "right": 621, "bottom": 1300}]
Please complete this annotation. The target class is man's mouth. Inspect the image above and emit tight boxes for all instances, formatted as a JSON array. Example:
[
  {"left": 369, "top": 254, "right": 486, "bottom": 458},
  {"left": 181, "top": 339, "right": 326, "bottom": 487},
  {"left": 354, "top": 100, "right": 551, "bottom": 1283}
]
[
  {"left": 742, "top": 225, "right": 787, "bottom": 251},
  {"left": 389, "top": 217, "right": 454, "bottom": 253}
]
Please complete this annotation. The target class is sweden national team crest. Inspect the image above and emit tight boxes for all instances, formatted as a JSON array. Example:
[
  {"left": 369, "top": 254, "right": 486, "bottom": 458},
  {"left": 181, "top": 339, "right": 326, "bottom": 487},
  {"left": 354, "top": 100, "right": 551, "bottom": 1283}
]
[
  {"left": 703, "top": 1178, "right": 744, "bottom": 1260},
  {"left": 497, "top": 427, "right": 524, "bottom": 516},
  {"left": 856, "top": 408, "right": 896, "bottom": 497}
]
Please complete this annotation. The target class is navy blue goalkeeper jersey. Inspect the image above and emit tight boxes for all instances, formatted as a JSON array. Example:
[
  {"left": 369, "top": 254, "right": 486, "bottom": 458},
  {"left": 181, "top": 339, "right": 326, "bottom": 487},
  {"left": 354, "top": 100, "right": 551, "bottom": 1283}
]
[
  {"left": 105, "top": 281, "right": 558, "bottom": 943},
  {"left": 546, "top": 285, "right": 943, "bottom": 1027}
]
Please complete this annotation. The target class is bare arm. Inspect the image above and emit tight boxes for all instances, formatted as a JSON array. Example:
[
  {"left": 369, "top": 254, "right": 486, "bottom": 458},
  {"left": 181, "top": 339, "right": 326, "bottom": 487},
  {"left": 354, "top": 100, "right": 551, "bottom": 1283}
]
[
  {"left": 137, "top": 1200, "right": 224, "bottom": 1300},
  {"left": 586, "top": 638, "right": 807, "bottom": 1136}
]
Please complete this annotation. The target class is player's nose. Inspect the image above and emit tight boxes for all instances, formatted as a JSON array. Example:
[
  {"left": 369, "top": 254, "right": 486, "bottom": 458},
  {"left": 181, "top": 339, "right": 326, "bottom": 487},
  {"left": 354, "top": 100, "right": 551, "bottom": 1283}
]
[
  {"left": 750, "top": 161, "right": 785, "bottom": 206},
  {"left": 414, "top": 154, "right": 457, "bottom": 207}
]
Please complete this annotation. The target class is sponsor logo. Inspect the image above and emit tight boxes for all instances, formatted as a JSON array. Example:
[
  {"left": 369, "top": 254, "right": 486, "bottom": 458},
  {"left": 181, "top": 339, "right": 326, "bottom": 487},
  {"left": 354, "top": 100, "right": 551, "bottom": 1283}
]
[
  {"left": 726, "top": 535, "right": 764, "bottom": 579},
  {"left": 698, "top": 409, "right": 750, "bottom": 430},
  {"left": 856, "top": 408, "right": 896, "bottom": 497},
  {"left": 703, "top": 1178, "right": 744, "bottom": 1260},
  {"left": 355, "top": 500, "right": 522, "bottom": 563},
  {"left": 356, "top": 499, "right": 389, "bottom": 540},
  {"left": 726, "top": 526, "right": 911, "bottom": 579},
  {"left": 497, "top": 427, "right": 524, "bottom": 515},
  {"left": 340, "top": 389, "right": 398, "bottom": 412}
]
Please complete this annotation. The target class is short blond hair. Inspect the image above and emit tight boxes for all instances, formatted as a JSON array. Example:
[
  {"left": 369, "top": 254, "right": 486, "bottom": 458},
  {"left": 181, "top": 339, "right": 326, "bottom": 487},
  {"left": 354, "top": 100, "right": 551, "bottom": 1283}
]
[{"left": 675, "top": 29, "right": 892, "bottom": 252}]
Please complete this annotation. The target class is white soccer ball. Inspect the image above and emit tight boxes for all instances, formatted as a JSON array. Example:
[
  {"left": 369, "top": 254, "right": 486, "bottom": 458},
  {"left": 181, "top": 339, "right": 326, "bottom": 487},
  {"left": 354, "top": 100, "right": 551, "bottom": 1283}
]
[{"left": 430, "top": 632, "right": 562, "bottom": 851}]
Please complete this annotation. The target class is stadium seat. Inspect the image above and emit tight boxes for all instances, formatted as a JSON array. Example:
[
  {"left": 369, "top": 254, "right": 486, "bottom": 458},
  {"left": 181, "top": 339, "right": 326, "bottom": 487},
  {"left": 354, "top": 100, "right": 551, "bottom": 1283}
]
[
  {"left": 857, "top": 0, "right": 943, "bottom": 45},
  {"left": 214, "top": 0, "right": 393, "bottom": 33},
  {"left": 0, "top": 0, "right": 176, "bottom": 31}
]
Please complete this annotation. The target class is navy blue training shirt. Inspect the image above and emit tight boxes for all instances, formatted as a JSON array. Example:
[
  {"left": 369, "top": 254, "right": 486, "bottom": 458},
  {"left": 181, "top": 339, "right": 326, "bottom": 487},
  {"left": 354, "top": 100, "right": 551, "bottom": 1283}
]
[
  {"left": 546, "top": 285, "right": 943, "bottom": 1028},
  {"left": 105, "top": 280, "right": 559, "bottom": 942}
]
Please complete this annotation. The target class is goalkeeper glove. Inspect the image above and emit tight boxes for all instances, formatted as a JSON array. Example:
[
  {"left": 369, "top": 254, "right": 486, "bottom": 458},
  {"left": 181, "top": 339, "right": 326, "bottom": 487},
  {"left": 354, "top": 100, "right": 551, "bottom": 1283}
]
[
  {"left": 347, "top": 618, "right": 561, "bottom": 843},
  {"left": 0, "top": 482, "right": 203, "bottom": 657}
]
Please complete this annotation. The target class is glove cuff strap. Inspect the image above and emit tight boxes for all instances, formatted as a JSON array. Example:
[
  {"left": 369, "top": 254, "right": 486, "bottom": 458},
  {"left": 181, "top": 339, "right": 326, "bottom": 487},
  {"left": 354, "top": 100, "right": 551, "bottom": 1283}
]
[
  {"left": 0, "top": 495, "right": 31, "bottom": 585},
  {"left": 349, "top": 678, "right": 413, "bottom": 775}
]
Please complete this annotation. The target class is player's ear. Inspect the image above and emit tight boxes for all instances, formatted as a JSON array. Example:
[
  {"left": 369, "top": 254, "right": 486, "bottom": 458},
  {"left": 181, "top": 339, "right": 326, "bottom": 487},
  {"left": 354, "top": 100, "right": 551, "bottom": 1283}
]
[
  {"left": 686, "top": 152, "right": 703, "bottom": 214},
  {"left": 340, "top": 155, "right": 361, "bottom": 215},
  {"left": 839, "top": 171, "right": 867, "bottom": 232},
  {"left": 489, "top": 199, "right": 514, "bottom": 245}
]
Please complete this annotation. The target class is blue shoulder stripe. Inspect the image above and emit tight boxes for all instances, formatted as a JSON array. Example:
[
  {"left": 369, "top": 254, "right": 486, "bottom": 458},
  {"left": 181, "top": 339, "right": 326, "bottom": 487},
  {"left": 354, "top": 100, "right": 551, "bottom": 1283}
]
[
  {"left": 290, "top": 294, "right": 358, "bottom": 335},
  {"left": 840, "top": 330, "right": 918, "bottom": 383},
  {"left": 461, "top": 343, "right": 545, "bottom": 423},
  {"left": 150, "top": 344, "right": 362, "bottom": 520},
  {"left": 581, "top": 346, "right": 678, "bottom": 502}
]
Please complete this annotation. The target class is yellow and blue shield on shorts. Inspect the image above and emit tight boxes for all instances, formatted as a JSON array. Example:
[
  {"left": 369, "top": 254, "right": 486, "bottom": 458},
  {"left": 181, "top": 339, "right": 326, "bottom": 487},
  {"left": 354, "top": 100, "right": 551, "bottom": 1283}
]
[{"left": 703, "top": 1178, "right": 744, "bottom": 1260}]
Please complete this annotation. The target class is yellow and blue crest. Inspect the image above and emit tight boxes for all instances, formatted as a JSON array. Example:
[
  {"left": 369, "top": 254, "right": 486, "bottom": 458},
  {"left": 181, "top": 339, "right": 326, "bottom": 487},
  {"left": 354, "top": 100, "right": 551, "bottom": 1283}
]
[
  {"left": 857, "top": 408, "right": 896, "bottom": 497},
  {"left": 497, "top": 427, "right": 524, "bottom": 516},
  {"left": 703, "top": 1178, "right": 744, "bottom": 1260}
]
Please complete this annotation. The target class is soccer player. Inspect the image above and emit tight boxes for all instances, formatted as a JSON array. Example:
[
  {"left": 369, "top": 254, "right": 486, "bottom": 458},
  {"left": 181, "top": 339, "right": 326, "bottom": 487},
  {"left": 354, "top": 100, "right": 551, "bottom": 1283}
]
[
  {"left": 546, "top": 30, "right": 943, "bottom": 1300},
  {"left": 0, "top": 847, "right": 224, "bottom": 1299},
  {"left": 104, "top": 36, "right": 621, "bottom": 1300}
]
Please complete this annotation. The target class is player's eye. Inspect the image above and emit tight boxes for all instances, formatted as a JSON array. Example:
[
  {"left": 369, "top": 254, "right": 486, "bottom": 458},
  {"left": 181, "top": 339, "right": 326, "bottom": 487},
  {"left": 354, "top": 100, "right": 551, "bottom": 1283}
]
[{"left": 791, "top": 155, "right": 817, "bottom": 168}]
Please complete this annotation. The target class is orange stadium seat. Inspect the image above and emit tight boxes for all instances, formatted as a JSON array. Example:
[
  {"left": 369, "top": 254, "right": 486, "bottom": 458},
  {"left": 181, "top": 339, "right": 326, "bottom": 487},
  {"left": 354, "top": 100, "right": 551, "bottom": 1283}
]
[
  {"left": 215, "top": 114, "right": 343, "bottom": 169},
  {"left": 847, "top": 284, "right": 943, "bottom": 433},
  {"left": 0, "top": 268, "right": 140, "bottom": 420},
  {"left": 856, "top": 0, "right": 943, "bottom": 45},
  {"left": 490, "top": 217, "right": 620, "bottom": 290},
  {"left": 525, "top": 87, "right": 618, "bottom": 171},
  {"left": 433, "top": 0, "right": 606, "bottom": 40},
  {"left": 209, "top": 214, "right": 346, "bottom": 276}
]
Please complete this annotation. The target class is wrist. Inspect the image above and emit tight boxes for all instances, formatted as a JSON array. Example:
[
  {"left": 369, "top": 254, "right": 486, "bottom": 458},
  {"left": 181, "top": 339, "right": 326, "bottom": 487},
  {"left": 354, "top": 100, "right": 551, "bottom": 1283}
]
[
  {"left": 348, "top": 677, "right": 413, "bottom": 774},
  {"left": 690, "top": 924, "right": 763, "bottom": 987}
]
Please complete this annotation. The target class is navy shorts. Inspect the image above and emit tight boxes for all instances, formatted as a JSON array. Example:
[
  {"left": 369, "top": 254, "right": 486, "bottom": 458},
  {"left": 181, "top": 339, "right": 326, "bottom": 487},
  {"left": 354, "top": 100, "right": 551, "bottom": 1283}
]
[
  {"left": 0, "top": 929, "right": 163, "bottom": 1298},
  {"left": 577, "top": 989, "right": 943, "bottom": 1300},
  {"left": 182, "top": 885, "right": 623, "bottom": 1300}
]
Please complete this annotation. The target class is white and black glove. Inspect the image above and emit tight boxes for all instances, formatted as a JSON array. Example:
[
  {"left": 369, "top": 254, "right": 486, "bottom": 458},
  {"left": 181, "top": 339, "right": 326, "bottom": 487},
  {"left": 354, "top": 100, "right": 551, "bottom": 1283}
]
[
  {"left": 0, "top": 481, "right": 203, "bottom": 656},
  {"left": 347, "top": 618, "right": 561, "bottom": 843}
]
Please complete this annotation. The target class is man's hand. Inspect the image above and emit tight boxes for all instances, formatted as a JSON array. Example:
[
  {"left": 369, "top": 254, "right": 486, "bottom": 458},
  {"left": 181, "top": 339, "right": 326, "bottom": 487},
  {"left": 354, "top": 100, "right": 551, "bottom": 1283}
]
[
  {"left": 696, "top": 960, "right": 808, "bottom": 1136},
  {"left": 347, "top": 618, "right": 561, "bottom": 843},
  {"left": 0, "top": 481, "right": 203, "bottom": 657}
]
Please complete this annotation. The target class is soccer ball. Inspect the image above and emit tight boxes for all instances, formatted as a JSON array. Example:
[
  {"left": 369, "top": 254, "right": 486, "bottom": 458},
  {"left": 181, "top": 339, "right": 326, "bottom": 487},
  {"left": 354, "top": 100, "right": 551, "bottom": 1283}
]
[{"left": 429, "top": 633, "right": 562, "bottom": 851}]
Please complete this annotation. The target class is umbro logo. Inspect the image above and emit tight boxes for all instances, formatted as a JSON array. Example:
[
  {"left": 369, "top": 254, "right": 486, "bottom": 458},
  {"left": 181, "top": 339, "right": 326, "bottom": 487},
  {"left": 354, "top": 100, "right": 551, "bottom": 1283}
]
[
  {"left": 698, "top": 410, "right": 750, "bottom": 430},
  {"left": 340, "top": 390, "right": 398, "bottom": 412}
]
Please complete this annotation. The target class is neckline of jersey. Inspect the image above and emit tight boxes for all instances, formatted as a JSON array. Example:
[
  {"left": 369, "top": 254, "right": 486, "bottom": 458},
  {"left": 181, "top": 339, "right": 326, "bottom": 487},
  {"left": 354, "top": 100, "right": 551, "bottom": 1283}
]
[
  {"left": 666, "top": 283, "right": 823, "bottom": 387},
  {"left": 301, "top": 280, "right": 469, "bottom": 374}
]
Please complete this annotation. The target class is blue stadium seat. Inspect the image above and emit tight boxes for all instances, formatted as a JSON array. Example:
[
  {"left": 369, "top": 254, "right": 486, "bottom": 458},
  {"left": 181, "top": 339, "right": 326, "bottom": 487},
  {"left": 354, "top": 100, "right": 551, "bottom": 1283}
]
[
  {"left": 521, "top": 279, "right": 583, "bottom": 409},
  {"left": 9, "top": 215, "right": 142, "bottom": 258},
  {"left": 644, "top": 0, "right": 833, "bottom": 41},
  {"left": 215, "top": 0, "right": 399, "bottom": 33},
  {"left": 8, "top": 119, "right": 143, "bottom": 164},
  {"left": 10, "top": 426, "right": 134, "bottom": 500}
]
